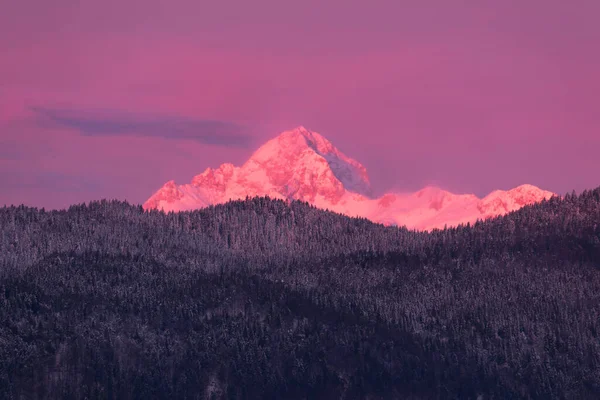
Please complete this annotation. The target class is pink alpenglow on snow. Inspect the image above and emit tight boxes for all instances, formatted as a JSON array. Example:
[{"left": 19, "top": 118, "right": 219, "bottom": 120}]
[{"left": 144, "top": 127, "right": 555, "bottom": 230}]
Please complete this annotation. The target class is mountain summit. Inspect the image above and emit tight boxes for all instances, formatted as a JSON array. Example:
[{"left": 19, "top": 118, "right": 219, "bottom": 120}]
[
  {"left": 144, "top": 127, "right": 554, "bottom": 230},
  {"left": 245, "top": 126, "right": 372, "bottom": 197}
]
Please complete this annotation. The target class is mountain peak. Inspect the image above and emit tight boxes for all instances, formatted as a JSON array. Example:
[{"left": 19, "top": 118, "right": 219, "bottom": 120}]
[
  {"left": 281, "top": 126, "right": 332, "bottom": 152},
  {"left": 245, "top": 127, "right": 372, "bottom": 197},
  {"left": 143, "top": 127, "right": 554, "bottom": 230},
  {"left": 478, "top": 184, "right": 554, "bottom": 216},
  {"left": 289, "top": 125, "right": 310, "bottom": 135},
  {"left": 258, "top": 126, "right": 336, "bottom": 158}
]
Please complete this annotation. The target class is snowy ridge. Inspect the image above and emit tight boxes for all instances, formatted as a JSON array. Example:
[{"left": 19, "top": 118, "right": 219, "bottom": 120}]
[{"left": 143, "top": 126, "right": 555, "bottom": 230}]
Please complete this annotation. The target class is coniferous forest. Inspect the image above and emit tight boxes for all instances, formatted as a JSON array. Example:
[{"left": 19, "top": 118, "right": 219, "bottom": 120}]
[{"left": 1, "top": 188, "right": 600, "bottom": 399}]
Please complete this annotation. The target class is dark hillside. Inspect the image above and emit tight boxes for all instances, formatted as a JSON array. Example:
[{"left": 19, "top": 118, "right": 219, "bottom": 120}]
[{"left": 1, "top": 189, "right": 600, "bottom": 399}]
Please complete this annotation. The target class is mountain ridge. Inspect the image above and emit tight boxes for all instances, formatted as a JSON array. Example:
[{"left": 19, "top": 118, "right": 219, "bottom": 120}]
[{"left": 144, "top": 126, "right": 555, "bottom": 230}]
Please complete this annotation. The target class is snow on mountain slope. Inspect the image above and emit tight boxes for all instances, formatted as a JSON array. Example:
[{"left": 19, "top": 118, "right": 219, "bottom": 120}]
[{"left": 143, "top": 126, "right": 555, "bottom": 230}]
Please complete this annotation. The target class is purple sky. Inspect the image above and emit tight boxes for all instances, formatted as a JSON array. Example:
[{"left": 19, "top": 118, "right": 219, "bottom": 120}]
[{"left": 1, "top": 0, "right": 599, "bottom": 209}]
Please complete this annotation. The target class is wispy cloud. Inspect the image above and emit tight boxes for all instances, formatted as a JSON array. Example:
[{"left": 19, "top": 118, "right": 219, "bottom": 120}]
[
  {"left": 0, "top": 170, "right": 101, "bottom": 193},
  {"left": 0, "top": 142, "right": 23, "bottom": 160},
  {"left": 31, "top": 106, "right": 254, "bottom": 148}
]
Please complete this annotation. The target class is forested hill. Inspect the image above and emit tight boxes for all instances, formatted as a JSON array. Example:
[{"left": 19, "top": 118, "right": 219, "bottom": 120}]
[{"left": 1, "top": 188, "right": 600, "bottom": 399}]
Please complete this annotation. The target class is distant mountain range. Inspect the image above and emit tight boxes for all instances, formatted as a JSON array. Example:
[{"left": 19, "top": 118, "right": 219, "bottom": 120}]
[{"left": 144, "top": 126, "right": 554, "bottom": 230}]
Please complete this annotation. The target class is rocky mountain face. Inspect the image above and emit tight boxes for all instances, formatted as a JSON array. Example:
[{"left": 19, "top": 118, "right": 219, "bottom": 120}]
[{"left": 144, "top": 126, "right": 554, "bottom": 230}]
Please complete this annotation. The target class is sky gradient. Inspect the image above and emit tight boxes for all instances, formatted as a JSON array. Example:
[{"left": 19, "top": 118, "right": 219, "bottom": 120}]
[{"left": 1, "top": 0, "right": 599, "bottom": 209}]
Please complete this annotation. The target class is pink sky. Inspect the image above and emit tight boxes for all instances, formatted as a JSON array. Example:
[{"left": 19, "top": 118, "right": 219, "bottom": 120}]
[{"left": 1, "top": 0, "right": 599, "bottom": 209}]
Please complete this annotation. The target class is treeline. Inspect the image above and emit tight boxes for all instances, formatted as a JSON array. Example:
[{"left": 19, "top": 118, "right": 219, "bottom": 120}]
[{"left": 0, "top": 189, "right": 599, "bottom": 399}]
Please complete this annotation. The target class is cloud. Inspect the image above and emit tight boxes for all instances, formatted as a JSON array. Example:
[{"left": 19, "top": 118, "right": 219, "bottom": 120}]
[
  {"left": 0, "top": 142, "right": 24, "bottom": 160},
  {"left": 0, "top": 170, "right": 102, "bottom": 193},
  {"left": 30, "top": 106, "right": 254, "bottom": 148}
]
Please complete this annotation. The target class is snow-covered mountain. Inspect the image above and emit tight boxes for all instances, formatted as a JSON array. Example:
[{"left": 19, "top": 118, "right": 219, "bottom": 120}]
[{"left": 144, "top": 126, "right": 555, "bottom": 230}]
